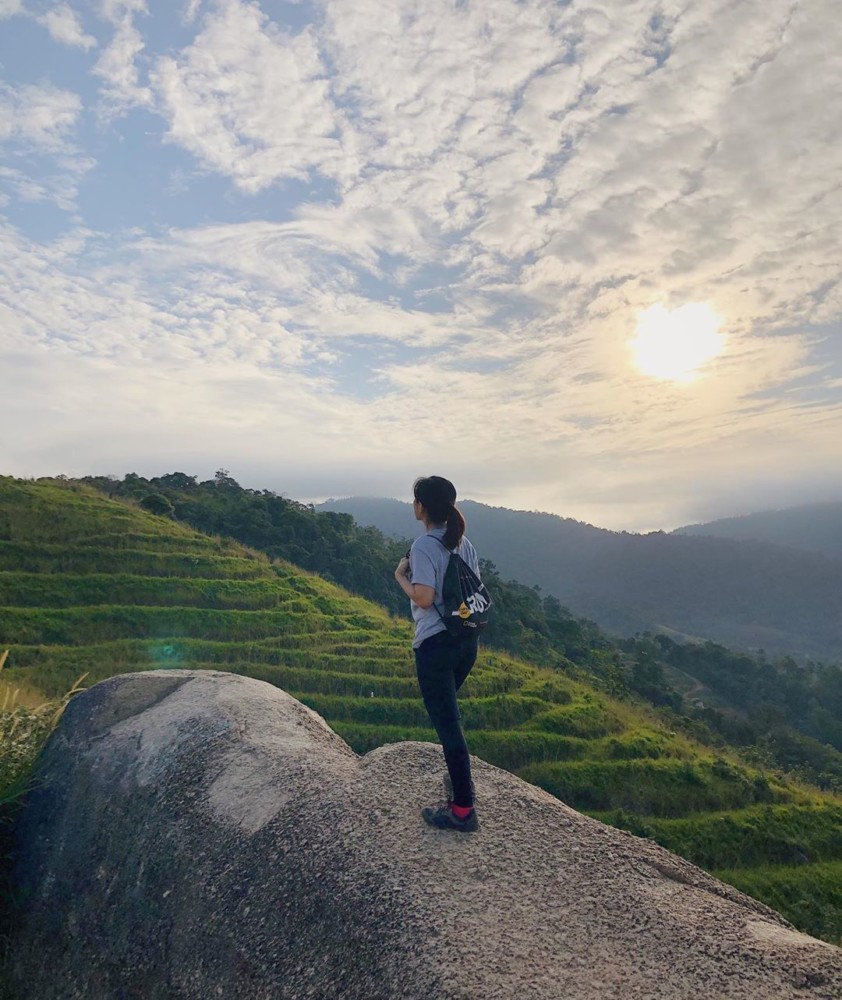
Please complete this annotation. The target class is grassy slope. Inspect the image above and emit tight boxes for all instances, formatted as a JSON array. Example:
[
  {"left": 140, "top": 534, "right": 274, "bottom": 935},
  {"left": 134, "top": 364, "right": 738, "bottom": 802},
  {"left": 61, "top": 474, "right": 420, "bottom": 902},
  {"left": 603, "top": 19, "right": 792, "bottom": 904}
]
[{"left": 1, "top": 477, "right": 841, "bottom": 947}]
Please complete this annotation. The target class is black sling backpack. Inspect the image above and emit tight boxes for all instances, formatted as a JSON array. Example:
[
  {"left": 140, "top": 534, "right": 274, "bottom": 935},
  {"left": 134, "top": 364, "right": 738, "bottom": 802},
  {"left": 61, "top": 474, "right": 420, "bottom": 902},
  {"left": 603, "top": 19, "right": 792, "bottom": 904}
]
[{"left": 432, "top": 536, "right": 492, "bottom": 636}]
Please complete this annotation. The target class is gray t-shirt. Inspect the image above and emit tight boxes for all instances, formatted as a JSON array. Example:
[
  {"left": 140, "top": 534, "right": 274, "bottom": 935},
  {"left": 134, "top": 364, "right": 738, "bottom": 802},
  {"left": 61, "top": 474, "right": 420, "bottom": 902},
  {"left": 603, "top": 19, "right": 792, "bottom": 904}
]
[{"left": 408, "top": 527, "right": 481, "bottom": 648}]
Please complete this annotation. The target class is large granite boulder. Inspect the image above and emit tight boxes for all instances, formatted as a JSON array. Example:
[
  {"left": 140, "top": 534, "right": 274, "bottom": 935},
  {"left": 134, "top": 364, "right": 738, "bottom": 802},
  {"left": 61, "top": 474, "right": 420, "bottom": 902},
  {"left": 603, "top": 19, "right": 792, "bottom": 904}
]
[{"left": 9, "top": 670, "right": 842, "bottom": 999}]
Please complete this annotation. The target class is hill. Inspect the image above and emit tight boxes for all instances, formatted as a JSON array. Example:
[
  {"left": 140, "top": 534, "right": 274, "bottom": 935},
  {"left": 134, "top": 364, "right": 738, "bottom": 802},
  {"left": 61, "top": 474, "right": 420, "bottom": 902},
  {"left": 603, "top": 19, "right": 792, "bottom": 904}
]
[
  {"left": 317, "top": 496, "right": 842, "bottom": 661},
  {"left": 1, "top": 476, "right": 842, "bottom": 949},
  {"left": 674, "top": 501, "right": 842, "bottom": 559}
]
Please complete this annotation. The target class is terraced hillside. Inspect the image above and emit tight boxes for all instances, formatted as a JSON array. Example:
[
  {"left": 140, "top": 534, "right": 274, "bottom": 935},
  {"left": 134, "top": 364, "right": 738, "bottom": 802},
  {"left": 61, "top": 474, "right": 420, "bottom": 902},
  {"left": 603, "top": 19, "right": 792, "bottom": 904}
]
[{"left": 2, "top": 477, "right": 841, "bottom": 943}]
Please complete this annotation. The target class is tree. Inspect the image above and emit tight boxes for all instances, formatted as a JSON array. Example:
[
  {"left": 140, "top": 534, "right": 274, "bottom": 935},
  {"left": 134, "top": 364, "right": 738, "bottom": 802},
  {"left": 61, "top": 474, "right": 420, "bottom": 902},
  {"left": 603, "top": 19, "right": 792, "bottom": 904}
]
[
  {"left": 140, "top": 493, "right": 175, "bottom": 518},
  {"left": 214, "top": 469, "right": 240, "bottom": 489},
  {"left": 152, "top": 472, "right": 197, "bottom": 491}
]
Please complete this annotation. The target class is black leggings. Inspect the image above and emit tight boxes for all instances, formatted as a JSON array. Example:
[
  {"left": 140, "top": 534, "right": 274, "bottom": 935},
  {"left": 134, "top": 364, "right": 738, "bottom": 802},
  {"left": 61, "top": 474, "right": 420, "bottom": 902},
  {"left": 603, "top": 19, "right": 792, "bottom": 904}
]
[{"left": 414, "top": 630, "right": 478, "bottom": 807}]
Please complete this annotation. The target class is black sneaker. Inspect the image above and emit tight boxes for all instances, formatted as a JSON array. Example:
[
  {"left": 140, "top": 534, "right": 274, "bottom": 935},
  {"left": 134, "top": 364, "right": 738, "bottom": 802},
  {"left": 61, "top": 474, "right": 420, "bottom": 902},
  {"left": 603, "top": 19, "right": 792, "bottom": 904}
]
[{"left": 421, "top": 802, "right": 479, "bottom": 833}]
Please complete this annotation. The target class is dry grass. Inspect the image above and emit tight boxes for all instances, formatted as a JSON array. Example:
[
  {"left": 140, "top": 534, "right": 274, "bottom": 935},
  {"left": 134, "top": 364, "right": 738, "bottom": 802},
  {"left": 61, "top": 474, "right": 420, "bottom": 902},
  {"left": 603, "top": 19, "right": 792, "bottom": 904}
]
[
  {"left": 0, "top": 650, "right": 48, "bottom": 713},
  {"left": 0, "top": 682, "right": 46, "bottom": 713}
]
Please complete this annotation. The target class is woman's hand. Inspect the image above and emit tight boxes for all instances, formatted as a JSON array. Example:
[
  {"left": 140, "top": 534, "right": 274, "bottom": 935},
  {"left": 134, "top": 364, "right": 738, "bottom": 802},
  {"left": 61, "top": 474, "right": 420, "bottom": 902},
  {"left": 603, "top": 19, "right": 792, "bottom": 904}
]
[{"left": 394, "top": 556, "right": 410, "bottom": 580}]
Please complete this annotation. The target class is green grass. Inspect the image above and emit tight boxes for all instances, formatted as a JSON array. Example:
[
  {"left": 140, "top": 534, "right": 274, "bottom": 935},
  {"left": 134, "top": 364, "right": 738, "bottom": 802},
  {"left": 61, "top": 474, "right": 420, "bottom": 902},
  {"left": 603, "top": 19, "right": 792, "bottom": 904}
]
[
  {"left": 607, "top": 803, "right": 842, "bottom": 870},
  {"left": 334, "top": 722, "right": 590, "bottom": 769},
  {"left": 0, "top": 702, "right": 57, "bottom": 808},
  {"left": 525, "top": 699, "right": 624, "bottom": 738},
  {"left": 715, "top": 861, "right": 842, "bottom": 945},
  {"left": 0, "top": 604, "right": 385, "bottom": 644},
  {"left": 518, "top": 757, "right": 783, "bottom": 817},
  {"left": 0, "top": 542, "right": 270, "bottom": 578},
  {"left": 0, "top": 573, "right": 294, "bottom": 610},
  {"left": 294, "top": 692, "right": 549, "bottom": 730},
  {"left": 2, "top": 476, "right": 842, "bottom": 948}
]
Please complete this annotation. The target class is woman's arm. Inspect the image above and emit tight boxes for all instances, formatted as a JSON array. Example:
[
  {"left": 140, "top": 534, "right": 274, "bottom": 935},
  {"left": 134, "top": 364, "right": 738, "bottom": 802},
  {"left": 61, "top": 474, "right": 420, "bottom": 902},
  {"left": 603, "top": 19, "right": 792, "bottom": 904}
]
[{"left": 394, "top": 557, "right": 435, "bottom": 609}]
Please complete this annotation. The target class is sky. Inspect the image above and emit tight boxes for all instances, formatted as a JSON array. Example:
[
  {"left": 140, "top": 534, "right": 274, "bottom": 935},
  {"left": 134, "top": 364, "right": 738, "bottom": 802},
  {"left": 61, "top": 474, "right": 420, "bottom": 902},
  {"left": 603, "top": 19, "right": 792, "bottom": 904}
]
[{"left": 1, "top": 0, "right": 841, "bottom": 532}]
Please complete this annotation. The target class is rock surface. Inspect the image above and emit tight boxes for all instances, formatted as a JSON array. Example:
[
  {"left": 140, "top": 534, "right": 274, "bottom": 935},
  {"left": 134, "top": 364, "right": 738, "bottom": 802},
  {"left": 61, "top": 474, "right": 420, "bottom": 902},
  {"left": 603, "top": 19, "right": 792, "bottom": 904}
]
[{"left": 9, "top": 670, "right": 842, "bottom": 999}]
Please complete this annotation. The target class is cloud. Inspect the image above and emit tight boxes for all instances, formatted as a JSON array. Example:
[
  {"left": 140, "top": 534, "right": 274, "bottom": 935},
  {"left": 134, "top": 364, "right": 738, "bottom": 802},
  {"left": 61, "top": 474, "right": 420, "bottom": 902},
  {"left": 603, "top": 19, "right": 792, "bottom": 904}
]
[
  {"left": 93, "top": 0, "right": 153, "bottom": 114},
  {"left": 0, "top": 159, "right": 94, "bottom": 211},
  {"left": 510, "top": 1, "right": 842, "bottom": 319},
  {"left": 0, "top": 221, "right": 386, "bottom": 488},
  {"left": 98, "top": 0, "right": 146, "bottom": 22},
  {"left": 151, "top": 0, "right": 341, "bottom": 192},
  {"left": 183, "top": 0, "right": 202, "bottom": 24},
  {"left": 0, "top": 217, "right": 398, "bottom": 396},
  {"left": 37, "top": 4, "right": 97, "bottom": 50},
  {"left": 0, "top": 82, "right": 92, "bottom": 211},
  {"left": 0, "top": 0, "right": 22, "bottom": 19},
  {"left": 130, "top": 0, "right": 840, "bottom": 340},
  {"left": 2, "top": 0, "right": 842, "bottom": 530},
  {"left": 0, "top": 82, "right": 82, "bottom": 150},
  {"left": 0, "top": 342, "right": 376, "bottom": 488}
]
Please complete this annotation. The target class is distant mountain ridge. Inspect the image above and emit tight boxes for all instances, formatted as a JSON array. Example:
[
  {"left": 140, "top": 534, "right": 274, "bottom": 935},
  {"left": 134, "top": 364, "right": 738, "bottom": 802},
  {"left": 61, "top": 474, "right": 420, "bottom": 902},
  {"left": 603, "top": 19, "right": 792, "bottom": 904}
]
[
  {"left": 673, "top": 501, "right": 842, "bottom": 559},
  {"left": 317, "top": 497, "right": 842, "bottom": 661}
]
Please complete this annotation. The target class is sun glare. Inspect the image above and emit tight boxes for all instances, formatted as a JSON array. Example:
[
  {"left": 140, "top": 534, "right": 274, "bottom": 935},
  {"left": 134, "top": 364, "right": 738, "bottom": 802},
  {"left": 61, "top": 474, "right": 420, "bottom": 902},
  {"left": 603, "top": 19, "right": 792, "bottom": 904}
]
[{"left": 630, "top": 303, "right": 725, "bottom": 382}]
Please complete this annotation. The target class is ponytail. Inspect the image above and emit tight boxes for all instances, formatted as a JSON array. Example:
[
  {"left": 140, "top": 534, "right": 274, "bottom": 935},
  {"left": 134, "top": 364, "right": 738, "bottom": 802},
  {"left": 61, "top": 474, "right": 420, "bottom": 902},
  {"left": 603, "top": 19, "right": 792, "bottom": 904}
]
[
  {"left": 443, "top": 504, "right": 466, "bottom": 551},
  {"left": 413, "top": 475, "right": 466, "bottom": 550}
]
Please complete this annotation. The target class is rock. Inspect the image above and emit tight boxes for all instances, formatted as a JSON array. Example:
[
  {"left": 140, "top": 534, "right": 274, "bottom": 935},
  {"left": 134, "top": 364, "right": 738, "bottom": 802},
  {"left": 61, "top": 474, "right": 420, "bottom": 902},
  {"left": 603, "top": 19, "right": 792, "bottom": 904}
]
[{"left": 9, "top": 670, "right": 842, "bottom": 999}]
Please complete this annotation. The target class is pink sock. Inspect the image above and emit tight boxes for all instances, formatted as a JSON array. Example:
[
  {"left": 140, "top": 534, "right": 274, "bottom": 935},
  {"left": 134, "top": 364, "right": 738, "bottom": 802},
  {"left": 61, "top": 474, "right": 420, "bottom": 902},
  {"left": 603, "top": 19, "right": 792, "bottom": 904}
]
[{"left": 451, "top": 803, "right": 474, "bottom": 819}]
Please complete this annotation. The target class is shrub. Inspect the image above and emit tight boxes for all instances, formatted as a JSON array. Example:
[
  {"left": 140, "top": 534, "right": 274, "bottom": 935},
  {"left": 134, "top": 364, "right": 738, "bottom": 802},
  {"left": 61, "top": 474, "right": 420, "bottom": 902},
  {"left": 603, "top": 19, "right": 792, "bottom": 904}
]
[{"left": 140, "top": 494, "right": 175, "bottom": 518}]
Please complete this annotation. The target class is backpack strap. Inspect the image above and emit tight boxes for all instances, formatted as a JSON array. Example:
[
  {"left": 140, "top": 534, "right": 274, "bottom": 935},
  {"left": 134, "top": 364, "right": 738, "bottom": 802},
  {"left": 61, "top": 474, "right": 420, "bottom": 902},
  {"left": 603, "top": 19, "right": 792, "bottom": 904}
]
[
  {"left": 431, "top": 533, "right": 456, "bottom": 553},
  {"left": 428, "top": 534, "right": 453, "bottom": 626}
]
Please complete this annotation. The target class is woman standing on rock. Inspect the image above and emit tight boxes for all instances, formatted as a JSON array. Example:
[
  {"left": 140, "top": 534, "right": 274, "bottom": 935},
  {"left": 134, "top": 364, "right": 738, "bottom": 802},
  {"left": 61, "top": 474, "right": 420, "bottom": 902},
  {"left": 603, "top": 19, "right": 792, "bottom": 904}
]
[{"left": 394, "top": 475, "right": 483, "bottom": 832}]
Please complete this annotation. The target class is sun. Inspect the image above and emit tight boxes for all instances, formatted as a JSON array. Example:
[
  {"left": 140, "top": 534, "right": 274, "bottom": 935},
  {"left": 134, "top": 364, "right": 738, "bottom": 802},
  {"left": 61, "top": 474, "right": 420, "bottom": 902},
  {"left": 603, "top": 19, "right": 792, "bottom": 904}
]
[{"left": 630, "top": 303, "right": 725, "bottom": 382}]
